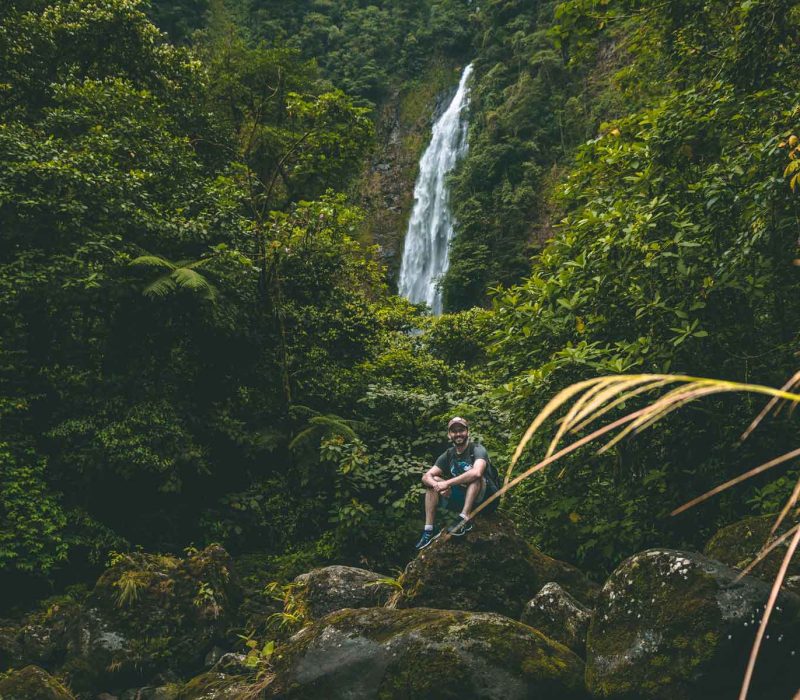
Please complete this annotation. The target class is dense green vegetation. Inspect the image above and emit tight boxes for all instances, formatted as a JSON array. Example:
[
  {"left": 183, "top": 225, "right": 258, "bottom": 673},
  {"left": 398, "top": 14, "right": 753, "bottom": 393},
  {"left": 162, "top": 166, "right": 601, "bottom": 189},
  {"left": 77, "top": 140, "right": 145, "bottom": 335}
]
[{"left": 1, "top": 0, "right": 798, "bottom": 622}]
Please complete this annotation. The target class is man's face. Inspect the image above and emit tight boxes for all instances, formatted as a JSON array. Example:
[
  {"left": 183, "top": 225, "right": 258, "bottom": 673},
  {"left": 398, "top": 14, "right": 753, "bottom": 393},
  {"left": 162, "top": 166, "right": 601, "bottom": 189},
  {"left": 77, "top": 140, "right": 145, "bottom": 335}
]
[{"left": 448, "top": 424, "right": 469, "bottom": 447}]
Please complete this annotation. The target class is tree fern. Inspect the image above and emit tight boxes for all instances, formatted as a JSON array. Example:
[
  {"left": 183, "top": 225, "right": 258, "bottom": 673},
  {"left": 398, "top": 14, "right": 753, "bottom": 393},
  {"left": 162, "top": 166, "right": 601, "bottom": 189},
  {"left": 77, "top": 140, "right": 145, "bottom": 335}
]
[
  {"left": 131, "top": 254, "right": 218, "bottom": 302},
  {"left": 288, "top": 409, "right": 363, "bottom": 453}
]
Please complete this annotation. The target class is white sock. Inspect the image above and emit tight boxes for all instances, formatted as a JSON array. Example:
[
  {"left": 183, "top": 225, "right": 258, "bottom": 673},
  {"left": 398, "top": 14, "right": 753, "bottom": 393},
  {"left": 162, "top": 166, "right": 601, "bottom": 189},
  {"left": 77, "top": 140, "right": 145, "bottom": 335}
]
[
  {"left": 424, "top": 524, "right": 434, "bottom": 532},
  {"left": 458, "top": 513, "right": 469, "bottom": 520}
]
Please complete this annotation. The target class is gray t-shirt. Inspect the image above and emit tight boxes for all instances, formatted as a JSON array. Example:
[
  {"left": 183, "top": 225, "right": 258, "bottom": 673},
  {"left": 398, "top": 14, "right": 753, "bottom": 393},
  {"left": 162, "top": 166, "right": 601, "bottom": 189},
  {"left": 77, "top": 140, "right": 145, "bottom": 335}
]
[{"left": 434, "top": 442, "right": 490, "bottom": 479}]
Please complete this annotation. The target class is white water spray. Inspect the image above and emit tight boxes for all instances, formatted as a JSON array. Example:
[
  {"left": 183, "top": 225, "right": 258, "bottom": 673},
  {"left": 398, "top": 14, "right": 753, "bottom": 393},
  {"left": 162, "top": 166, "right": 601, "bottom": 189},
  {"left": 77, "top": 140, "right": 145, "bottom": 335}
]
[{"left": 398, "top": 64, "right": 473, "bottom": 315}]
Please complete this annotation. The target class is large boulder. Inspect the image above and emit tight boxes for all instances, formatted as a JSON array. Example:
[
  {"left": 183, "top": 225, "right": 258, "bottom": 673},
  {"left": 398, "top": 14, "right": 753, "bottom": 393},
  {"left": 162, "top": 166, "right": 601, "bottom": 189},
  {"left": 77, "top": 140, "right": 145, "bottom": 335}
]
[
  {"left": 265, "top": 607, "right": 586, "bottom": 699},
  {"left": 396, "top": 514, "right": 598, "bottom": 618},
  {"left": 704, "top": 514, "right": 800, "bottom": 592},
  {"left": 586, "top": 549, "right": 800, "bottom": 699},
  {"left": 0, "top": 665, "right": 75, "bottom": 700},
  {"left": 292, "top": 565, "right": 395, "bottom": 620},
  {"left": 521, "top": 582, "right": 593, "bottom": 655},
  {"left": 0, "top": 546, "right": 241, "bottom": 696}
]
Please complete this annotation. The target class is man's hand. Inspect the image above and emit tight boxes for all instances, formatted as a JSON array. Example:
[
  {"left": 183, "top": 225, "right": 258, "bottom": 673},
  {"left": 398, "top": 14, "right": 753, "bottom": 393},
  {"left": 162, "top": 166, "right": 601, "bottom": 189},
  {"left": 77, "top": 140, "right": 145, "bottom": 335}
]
[{"left": 433, "top": 479, "right": 451, "bottom": 494}]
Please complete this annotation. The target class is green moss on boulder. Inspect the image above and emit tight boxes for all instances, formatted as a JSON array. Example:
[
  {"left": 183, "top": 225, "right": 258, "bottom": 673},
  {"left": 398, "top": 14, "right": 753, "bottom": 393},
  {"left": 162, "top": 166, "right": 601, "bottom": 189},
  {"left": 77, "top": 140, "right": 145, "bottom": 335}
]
[
  {"left": 586, "top": 549, "right": 800, "bottom": 699},
  {"left": 397, "top": 514, "right": 597, "bottom": 618},
  {"left": 0, "top": 546, "right": 241, "bottom": 696},
  {"left": 0, "top": 665, "right": 74, "bottom": 700},
  {"left": 265, "top": 607, "right": 586, "bottom": 699},
  {"left": 704, "top": 514, "right": 800, "bottom": 592},
  {"left": 521, "top": 582, "right": 593, "bottom": 656},
  {"left": 175, "top": 672, "right": 249, "bottom": 699},
  {"left": 292, "top": 565, "right": 396, "bottom": 620}
]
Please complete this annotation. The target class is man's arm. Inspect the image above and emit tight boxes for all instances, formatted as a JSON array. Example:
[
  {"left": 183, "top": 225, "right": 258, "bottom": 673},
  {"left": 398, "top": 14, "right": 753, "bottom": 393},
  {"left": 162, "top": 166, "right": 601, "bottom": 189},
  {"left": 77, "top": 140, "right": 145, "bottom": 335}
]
[{"left": 422, "top": 465, "right": 445, "bottom": 488}]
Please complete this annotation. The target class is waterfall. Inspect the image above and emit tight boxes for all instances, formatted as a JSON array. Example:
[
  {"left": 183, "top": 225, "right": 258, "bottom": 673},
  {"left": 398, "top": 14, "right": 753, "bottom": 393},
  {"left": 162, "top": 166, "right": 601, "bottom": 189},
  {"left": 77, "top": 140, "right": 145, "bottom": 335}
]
[{"left": 398, "top": 63, "right": 473, "bottom": 315}]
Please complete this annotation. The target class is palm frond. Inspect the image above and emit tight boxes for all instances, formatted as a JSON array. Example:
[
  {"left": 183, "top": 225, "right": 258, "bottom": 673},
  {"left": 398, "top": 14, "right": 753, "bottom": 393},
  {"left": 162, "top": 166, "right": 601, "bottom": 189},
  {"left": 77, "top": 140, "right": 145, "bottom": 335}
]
[
  {"left": 143, "top": 274, "right": 177, "bottom": 298},
  {"left": 504, "top": 376, "right": 606, "bottom": 487},
  {"left": 132, "top": 253, "right": 218, "bottom": 303},
  {"left": 771, "top": 475, "right": 800, "bottom": 538},
  {"left": 307, "top": 415, "right": 359, "bottom": 441},
  {"left": 742, "top": 370, "right": 800, "bottom": 441},
  {"left": 739, "top": 526, "right": 800, "bottom": 700},
  {"left": 482, "top": 372, "right": 800, "bottom": 700},
  {"left": 287, "top": 425, "right": 323, "bottom": 453},
  {"left": 183, "top": 257, "right": 216, "bottom": 270},
  {"left": 172, "top": 267, "right": 217, "bottom": 300},
  {"left": 734, "top": 523, "right": 800, "bottom": 582},
  {"left": 130, "top": 255, "right": 177, "bottom": 270},
  {"left": 288, "top": 413, "right": 362, "bottom": 453},
  {"left": 671, "top": 447, "right": 800, "bottom": 516},
  {"left": 570, "top": 378, "right": 672, "bottom": 434}
]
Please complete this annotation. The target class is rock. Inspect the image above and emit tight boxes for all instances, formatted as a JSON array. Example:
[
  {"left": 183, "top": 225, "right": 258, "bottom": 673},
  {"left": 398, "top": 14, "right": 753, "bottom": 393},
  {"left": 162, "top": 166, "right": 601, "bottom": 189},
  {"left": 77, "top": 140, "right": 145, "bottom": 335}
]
[
  {"left": 396, "top": 514, "right": 598, "bottom": 618},
  {"left": 704, "top": 513, "right": 800, "bottom": 592},
  {"left": 0, "top": 599, "right": 84, "bottom": 671},
  {"left": 202, "top": 646, "right": 225, "bottom": 668},
  {"left": 292, "top": 565, "right": 395, "bottom": 620},
  {"left": 210, "top": 652, "right": 248, "bottom": 675},
  {"left": 521, "top": 582, "right": 593, "bottom": 655},
  {"left": 586, "top": 548, "right": 800, "bottom": 699},
  {"left": 175, "top": 672, "right": 249, "bottom": 699},
  {"left": 1, "top": 546, "right": 241, "bottom": 696},
  {"left": 265, "top": 607, "right": 586, "bottom": 699},
  {"left": 0, "top": 665, "right": 75, "bottom": 699}
]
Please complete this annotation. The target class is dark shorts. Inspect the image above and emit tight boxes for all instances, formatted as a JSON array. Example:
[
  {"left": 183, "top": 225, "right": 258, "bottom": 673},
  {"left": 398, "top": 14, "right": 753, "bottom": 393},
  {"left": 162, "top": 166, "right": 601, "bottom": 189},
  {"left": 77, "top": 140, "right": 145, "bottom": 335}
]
[{"left": 440, "top": 477, "right": 499, "bottom": 514}]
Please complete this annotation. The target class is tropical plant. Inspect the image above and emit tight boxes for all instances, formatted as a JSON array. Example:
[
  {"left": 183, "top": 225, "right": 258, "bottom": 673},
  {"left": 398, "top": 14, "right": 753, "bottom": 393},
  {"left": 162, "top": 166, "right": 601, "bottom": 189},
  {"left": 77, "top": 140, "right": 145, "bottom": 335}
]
[
  {"left": 467, "top": 372, "right": 800, "bottom": 700},
  {"left": 130, "top": 254, "right": 219, "bottom": 302}
]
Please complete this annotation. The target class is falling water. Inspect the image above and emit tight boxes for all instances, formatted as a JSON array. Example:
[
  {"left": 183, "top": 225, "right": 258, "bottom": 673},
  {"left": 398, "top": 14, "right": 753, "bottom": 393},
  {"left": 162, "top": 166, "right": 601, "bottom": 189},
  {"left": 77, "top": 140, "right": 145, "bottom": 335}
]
[{"left": 398, "top": 63, "right": 473, "bottom": 315}]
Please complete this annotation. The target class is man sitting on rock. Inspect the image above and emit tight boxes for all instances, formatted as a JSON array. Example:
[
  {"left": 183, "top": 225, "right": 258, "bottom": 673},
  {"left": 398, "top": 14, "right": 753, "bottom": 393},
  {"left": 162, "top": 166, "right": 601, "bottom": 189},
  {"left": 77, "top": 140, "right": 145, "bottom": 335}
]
[{"left": 415, "top": 416, "right": 499, "bottom": 550}]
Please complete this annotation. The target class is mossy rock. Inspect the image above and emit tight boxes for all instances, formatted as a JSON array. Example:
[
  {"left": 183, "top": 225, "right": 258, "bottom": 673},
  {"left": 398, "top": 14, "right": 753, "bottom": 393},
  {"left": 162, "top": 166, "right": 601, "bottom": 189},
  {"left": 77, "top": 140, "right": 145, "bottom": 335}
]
[
  {"left": 76, "top": 545, "right": 240, "bottom": 688},
  {"left": 175, "top": 672, "right": 249, "bottom": 699},
  {"left": 0, "top": 598, "right": 84, "bottom": 672},
  {"left": 3, "top": 546, "right": 241, "bottom": 696},
  {"left": 521, "top": 582, "right": 593, "bottom": 656},
  {"left": 0, "top": 665, "right": 75, "bottom": 700},
  {"left": 0, "top": 621, "right": 22, "bottom": 669},
  {"left": 292, "top": 565, "right": 395, "bottom": 620},
  {"left": 704, "top": 514, "right": 800, "bottom": 592},
  {"left": 586, "top": 549, "right": 800, "bottom": 699},
  {"left": 397, "top": 514, "right": 598, "bottom": 618},
  {"left": 264, "top": 607, "right": 586, "bottom": 699}
]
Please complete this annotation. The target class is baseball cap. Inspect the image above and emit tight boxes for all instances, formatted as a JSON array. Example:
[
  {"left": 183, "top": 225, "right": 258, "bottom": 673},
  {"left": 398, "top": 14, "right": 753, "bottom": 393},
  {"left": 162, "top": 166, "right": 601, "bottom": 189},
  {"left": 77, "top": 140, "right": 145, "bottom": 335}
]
[{"left": 447, "top": 416, "right": 469, "bottom": 430}]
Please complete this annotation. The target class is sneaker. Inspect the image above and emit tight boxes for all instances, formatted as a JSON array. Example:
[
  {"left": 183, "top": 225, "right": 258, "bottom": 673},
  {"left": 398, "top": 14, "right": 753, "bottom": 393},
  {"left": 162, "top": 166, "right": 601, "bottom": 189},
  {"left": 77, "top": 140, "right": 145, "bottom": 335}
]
[
  {"left": 414, "top": 528, "right": 440, "bottom": 550},
  {"left": 447, "top": 517, "right": 474, "bottom": 537}
]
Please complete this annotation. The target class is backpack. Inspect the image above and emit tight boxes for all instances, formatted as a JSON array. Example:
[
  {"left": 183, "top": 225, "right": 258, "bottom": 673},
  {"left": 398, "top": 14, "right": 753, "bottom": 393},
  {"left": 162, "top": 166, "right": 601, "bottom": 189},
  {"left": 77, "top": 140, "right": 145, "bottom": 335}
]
[{"left": 447, "top": 442, "right": 500, "bottom": 491}]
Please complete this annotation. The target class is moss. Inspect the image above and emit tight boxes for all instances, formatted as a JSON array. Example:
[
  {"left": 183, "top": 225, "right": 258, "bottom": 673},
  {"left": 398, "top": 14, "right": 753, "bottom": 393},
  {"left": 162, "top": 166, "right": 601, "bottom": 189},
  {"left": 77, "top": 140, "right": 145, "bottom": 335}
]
[
  {"left": 704, "top": 514, "right": 800, "bottom": 586},
  {"left": 587, "top": 549, "right": 800, "bottom": 699},
  {"left": 267, "top": 608, "right": 585, "bottom": 699},
  {"left": 398, "top": 514, "right": 597, "bottom": 619},
  {"left": 0, "top": 665, "right": 74, "bottom": 700},
  {"left": 177, "top": 671, "right": 247, "bottom": 699},
  {"left": 378, "top": 644, "right": 465, "bottom": 699}
]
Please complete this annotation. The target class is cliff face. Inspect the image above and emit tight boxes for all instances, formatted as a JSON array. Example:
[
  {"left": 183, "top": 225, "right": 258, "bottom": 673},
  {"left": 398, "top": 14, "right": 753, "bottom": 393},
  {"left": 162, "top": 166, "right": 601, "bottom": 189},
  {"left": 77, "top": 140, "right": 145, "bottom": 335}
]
[{"left": 356, "top": 62, "right": 464, "bottom": 285}]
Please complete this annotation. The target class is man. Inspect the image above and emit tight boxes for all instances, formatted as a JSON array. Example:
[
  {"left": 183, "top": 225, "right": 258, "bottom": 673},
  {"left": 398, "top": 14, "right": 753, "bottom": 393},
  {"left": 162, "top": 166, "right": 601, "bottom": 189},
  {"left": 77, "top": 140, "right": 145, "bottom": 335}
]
[{"left": 415, "top": 417, "right": 499, "bottom": 550}]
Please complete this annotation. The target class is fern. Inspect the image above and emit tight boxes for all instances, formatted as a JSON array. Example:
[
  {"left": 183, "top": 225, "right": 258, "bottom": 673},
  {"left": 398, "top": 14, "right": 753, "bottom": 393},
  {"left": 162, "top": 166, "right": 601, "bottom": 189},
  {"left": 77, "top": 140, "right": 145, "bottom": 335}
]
[
  {"left": 132, "top": 253, "right": 218, "bottom": 302},
  {"left": 288, "top": 411, "right": 363, "bottom": 453}
]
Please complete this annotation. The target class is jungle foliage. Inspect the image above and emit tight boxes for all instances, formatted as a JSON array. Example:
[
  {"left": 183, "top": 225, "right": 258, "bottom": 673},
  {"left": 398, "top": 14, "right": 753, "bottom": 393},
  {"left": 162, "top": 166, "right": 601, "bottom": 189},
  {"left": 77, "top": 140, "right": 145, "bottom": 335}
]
[
  {"left": 0, "top": 0, "right": 478, "bottom": 600},
  {"left": 1, "top": 0, "right": 799, "bottom": 609},
  {"left": 481, "top": 0, "right": 800, "bottom": 569}
]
